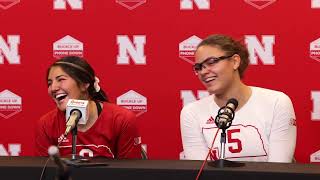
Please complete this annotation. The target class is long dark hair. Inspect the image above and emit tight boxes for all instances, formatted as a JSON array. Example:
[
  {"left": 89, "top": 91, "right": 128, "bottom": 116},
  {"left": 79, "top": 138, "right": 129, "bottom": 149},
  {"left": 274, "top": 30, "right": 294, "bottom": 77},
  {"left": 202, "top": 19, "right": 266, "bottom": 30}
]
[{"left": 47, "top": 56, "right": 108, "bottom": 102}]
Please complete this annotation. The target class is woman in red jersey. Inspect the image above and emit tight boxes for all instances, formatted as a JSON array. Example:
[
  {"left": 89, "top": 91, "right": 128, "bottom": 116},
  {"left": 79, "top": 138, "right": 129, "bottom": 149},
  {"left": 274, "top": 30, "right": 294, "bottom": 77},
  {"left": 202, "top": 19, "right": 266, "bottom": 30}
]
[{"left": 35, "top": 56, "right": 142, "bottom": 159}]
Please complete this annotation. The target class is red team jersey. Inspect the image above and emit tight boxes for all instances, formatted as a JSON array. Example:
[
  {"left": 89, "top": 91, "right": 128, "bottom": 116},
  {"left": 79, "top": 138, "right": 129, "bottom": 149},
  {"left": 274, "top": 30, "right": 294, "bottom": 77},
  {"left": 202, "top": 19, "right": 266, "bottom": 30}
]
[{"left": 35, "top": 102, "right": 142, "bottom": 159}]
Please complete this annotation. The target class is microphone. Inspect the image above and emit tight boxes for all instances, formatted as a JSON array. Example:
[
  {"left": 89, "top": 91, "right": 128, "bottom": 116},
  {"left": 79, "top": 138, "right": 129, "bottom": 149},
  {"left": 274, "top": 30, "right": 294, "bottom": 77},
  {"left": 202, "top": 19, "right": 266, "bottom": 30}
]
[
  {"left": 64, "top": 99, "right": 89, "bottom": 136},
  {"left": 215, "top": 98, "right": 238, "bottom": 129},
  {"left": 64, "top": 110, "right": 82, "bottom": 136},
  {"left": 48, "top": 146, "right": 70, "bottom": 180}
]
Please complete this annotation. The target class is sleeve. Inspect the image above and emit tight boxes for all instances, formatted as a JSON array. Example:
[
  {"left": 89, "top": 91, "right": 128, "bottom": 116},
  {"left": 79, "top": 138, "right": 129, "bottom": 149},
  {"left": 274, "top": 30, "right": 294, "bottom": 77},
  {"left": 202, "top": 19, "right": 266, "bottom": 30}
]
[
  {"left": 180, "top": 106, "right": 208, "bottom": 160},
  {"left": 34, "top": 117, "right": 54, "bottom": 156},
  {"left": 116, "top": 110, "right": 142, "bottom": 159},
  {"left": 268, "top": 93, "right": 297, "bottom": 162}
]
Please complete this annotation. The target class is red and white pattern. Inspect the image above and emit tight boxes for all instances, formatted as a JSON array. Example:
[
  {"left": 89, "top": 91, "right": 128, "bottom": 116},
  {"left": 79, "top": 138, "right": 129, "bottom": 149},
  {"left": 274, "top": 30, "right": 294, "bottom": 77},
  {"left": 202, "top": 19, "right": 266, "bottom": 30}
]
[{"left": 0, "top": 1, "right": 319, "bottom": 163}]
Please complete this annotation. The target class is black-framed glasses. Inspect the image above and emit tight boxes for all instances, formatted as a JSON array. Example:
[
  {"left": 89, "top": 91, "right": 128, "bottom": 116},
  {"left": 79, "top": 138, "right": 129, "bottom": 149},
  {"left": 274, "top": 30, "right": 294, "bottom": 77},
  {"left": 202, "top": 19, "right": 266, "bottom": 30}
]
[{"left": 192, "top": 54, "right": 235, "bottom": 74}]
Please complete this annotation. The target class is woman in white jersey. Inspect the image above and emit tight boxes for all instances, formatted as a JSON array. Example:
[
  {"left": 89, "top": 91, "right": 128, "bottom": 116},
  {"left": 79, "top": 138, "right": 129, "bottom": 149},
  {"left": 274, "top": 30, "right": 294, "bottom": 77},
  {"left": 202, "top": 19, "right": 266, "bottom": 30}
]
[{"left": 180, "top": 34, "right": 296, "bottom": 162}]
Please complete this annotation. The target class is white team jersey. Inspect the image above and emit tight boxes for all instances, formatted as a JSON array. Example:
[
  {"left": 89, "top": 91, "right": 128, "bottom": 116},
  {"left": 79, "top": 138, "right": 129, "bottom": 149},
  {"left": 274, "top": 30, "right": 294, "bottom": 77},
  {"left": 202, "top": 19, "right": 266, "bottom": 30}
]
[{"left": 180, "top": 86, "right": 296, "bottom": 162}]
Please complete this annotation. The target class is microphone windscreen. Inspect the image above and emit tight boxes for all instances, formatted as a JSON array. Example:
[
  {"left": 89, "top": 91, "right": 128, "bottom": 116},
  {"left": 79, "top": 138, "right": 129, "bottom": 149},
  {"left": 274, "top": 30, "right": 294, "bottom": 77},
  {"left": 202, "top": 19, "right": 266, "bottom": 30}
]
[
  {"left": 227, "top": 98, "right": 238, "bottom": 109},
  {"left": 48, "top": 145, "right": 59, "bottom": 156},
  {"left": 66, "top": 99, "right": 89, "bottom": 125}
]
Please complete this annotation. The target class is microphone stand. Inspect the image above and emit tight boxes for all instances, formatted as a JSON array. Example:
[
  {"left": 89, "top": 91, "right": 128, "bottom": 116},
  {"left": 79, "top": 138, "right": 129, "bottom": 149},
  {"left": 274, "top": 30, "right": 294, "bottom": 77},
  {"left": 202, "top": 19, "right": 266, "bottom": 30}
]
[
  {"left": 71, "top": 126, "right": 78, "bottom": 160},
  {"left": 63, "top": 127, "right": 82, "bottom": 166},
  {"left": 208, "top": 105, "right": 245, "bottom": 168},
  {"left": 63, "top": 126, "right": 109, "bottom": 168},
  {"left": 207, "top": 128, "right": 244, "bottom": 168},
  {"left": 219, "top": 129, "right": 227, "bottom": 160}
]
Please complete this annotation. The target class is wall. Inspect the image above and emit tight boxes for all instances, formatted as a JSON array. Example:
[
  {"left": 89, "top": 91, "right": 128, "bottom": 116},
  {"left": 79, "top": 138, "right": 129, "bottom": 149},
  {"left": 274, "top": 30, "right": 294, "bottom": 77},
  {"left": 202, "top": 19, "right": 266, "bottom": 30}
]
[{"left": 0, "top": 0, "right": 320, "bottom": 163}]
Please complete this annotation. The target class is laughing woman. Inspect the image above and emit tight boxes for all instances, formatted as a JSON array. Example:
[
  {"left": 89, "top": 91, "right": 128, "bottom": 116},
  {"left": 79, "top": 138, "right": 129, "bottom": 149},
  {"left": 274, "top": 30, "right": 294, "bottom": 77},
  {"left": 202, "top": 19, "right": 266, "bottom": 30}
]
[
  {"left": 35, "top": 56, "right": 142, "bottom": 159},
  {"left": 180, "top": 34, "right": 297, "bottom": 162}
]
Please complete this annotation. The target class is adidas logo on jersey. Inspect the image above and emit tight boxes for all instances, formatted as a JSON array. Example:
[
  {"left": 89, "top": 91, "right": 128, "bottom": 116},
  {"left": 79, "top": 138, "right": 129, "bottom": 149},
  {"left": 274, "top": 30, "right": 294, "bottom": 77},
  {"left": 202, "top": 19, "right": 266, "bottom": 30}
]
[
  {"left": 206, "top": 116, "right": 215, "bottom": 124},
  {"left": 58, "top": 134, "right": 69, "bottom": 143},
  {"left": 289, "top": 118, "right": 296, "bottom": 126}
]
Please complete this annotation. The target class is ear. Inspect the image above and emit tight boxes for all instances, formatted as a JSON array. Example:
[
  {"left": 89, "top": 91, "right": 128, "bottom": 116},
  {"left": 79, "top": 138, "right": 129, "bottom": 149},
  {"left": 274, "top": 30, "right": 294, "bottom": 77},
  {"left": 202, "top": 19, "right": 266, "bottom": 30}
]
[
  {"left": 232, "top": 54, "right": 241, "bottom": 70},
  {"left": 80, "top": 83, "right": 90, "bottom": 92}
]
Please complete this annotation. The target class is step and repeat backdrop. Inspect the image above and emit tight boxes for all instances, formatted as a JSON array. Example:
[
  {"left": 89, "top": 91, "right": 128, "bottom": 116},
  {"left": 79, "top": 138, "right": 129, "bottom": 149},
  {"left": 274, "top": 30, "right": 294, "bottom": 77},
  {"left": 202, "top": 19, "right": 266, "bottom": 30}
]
[{"left": 0, "top": 0, "right": 320, "bottom": 163}]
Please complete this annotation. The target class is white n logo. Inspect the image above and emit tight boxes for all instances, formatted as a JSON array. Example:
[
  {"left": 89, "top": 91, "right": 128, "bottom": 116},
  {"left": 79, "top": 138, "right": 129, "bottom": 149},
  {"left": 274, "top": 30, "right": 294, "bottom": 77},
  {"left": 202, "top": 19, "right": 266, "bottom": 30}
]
[
  {"left": 180, "top": 0, "right": 210, "bottom": 10},
  {"left": 245, "top": 35, "right": 275, "bottom": 65},
  {"left": 311, "top": 91, "right": 320, "bottom": 120},
  {"left": 312, "top": 0, "right": 320, "bottom": 8},
  {"left": 0, "top": 144, "right": 21, "bottom": 156},
  {"left": 0, "top": 35, "right": 20, "bottom": 64},
  {"left": 180, "top": 90, "right": 209, "bottom": 106},
  {"left": 117, "top": 35, "right": 146, "bottom": 65},
  {"left": 53, "top": 0, "right": 83, "bottom": 10}
]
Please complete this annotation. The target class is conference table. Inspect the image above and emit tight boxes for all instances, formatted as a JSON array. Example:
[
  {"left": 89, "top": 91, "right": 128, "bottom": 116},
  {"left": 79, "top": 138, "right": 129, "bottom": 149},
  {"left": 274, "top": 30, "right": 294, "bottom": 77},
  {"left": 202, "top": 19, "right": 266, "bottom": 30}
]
[{"left": 0, "top": 156, "right": 319, "bottom": 180}]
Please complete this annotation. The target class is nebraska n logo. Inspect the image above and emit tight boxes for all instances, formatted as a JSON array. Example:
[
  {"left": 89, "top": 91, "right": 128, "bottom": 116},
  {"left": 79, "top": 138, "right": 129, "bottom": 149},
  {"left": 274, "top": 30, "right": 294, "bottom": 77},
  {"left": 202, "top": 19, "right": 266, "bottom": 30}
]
[
  {"left": 312, "top": 0, "right": 320, "bottom": 8},
  {"left": 180, "top": 90, "right": 209, "bottom": 107},
  {"left": 0, "top": 0, "right": 20, "bottom": 10},
  {"left": 0, "top": 35, "right": 20, "bottom": 64},
  {"left": 53, "top": 0, "right": 83, "bottom": 10},
  {"left": 0, "top": 144, "right": 21, "bottom": 156},
  {"left": 244, "top": 0, "right": 277, "bottom": 10},
  {"left": 117, "top": 35, "right": 146, "bottom": 65},
  {"left": 311, "top": 91, "right": 320, "bottom": 121},
  {"left": 245, "top": 35, "right": 275, "bottom": 65},
  {"left": 180, "top": 0, "right": 210, "bottom": 10}
]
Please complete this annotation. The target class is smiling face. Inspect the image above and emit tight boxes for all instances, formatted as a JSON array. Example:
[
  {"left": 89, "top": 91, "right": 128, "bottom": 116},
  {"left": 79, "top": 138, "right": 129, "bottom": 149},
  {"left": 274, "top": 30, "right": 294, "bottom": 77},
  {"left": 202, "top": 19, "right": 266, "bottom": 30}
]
[
  {"left": 194, "top": 45, "right": 240, "bottom": 95},
  {"left": 47, "top": 66, "right": 89, "bottom": 111}
]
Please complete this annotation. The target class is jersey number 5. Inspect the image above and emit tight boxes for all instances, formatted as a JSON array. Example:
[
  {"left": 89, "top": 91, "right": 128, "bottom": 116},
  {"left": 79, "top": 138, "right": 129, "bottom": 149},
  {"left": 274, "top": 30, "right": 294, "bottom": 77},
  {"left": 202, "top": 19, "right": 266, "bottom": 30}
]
[{"left": 227, "top": 129, "right": 243, "bottom": 153}]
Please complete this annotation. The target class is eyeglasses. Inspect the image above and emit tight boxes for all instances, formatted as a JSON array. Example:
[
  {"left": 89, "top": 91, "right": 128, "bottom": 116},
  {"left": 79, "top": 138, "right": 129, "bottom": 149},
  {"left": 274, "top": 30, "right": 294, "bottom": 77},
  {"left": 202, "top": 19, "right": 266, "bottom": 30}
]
[{"left": 192, "top": 54, "right": 234, "bottom": 74}]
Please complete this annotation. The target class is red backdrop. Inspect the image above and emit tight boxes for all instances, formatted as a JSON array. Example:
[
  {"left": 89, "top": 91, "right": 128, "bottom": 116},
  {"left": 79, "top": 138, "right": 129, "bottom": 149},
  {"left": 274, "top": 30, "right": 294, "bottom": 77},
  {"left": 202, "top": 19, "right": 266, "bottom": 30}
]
[{"left": 0, "top": 0, "right": 320, "bottom": 163}]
